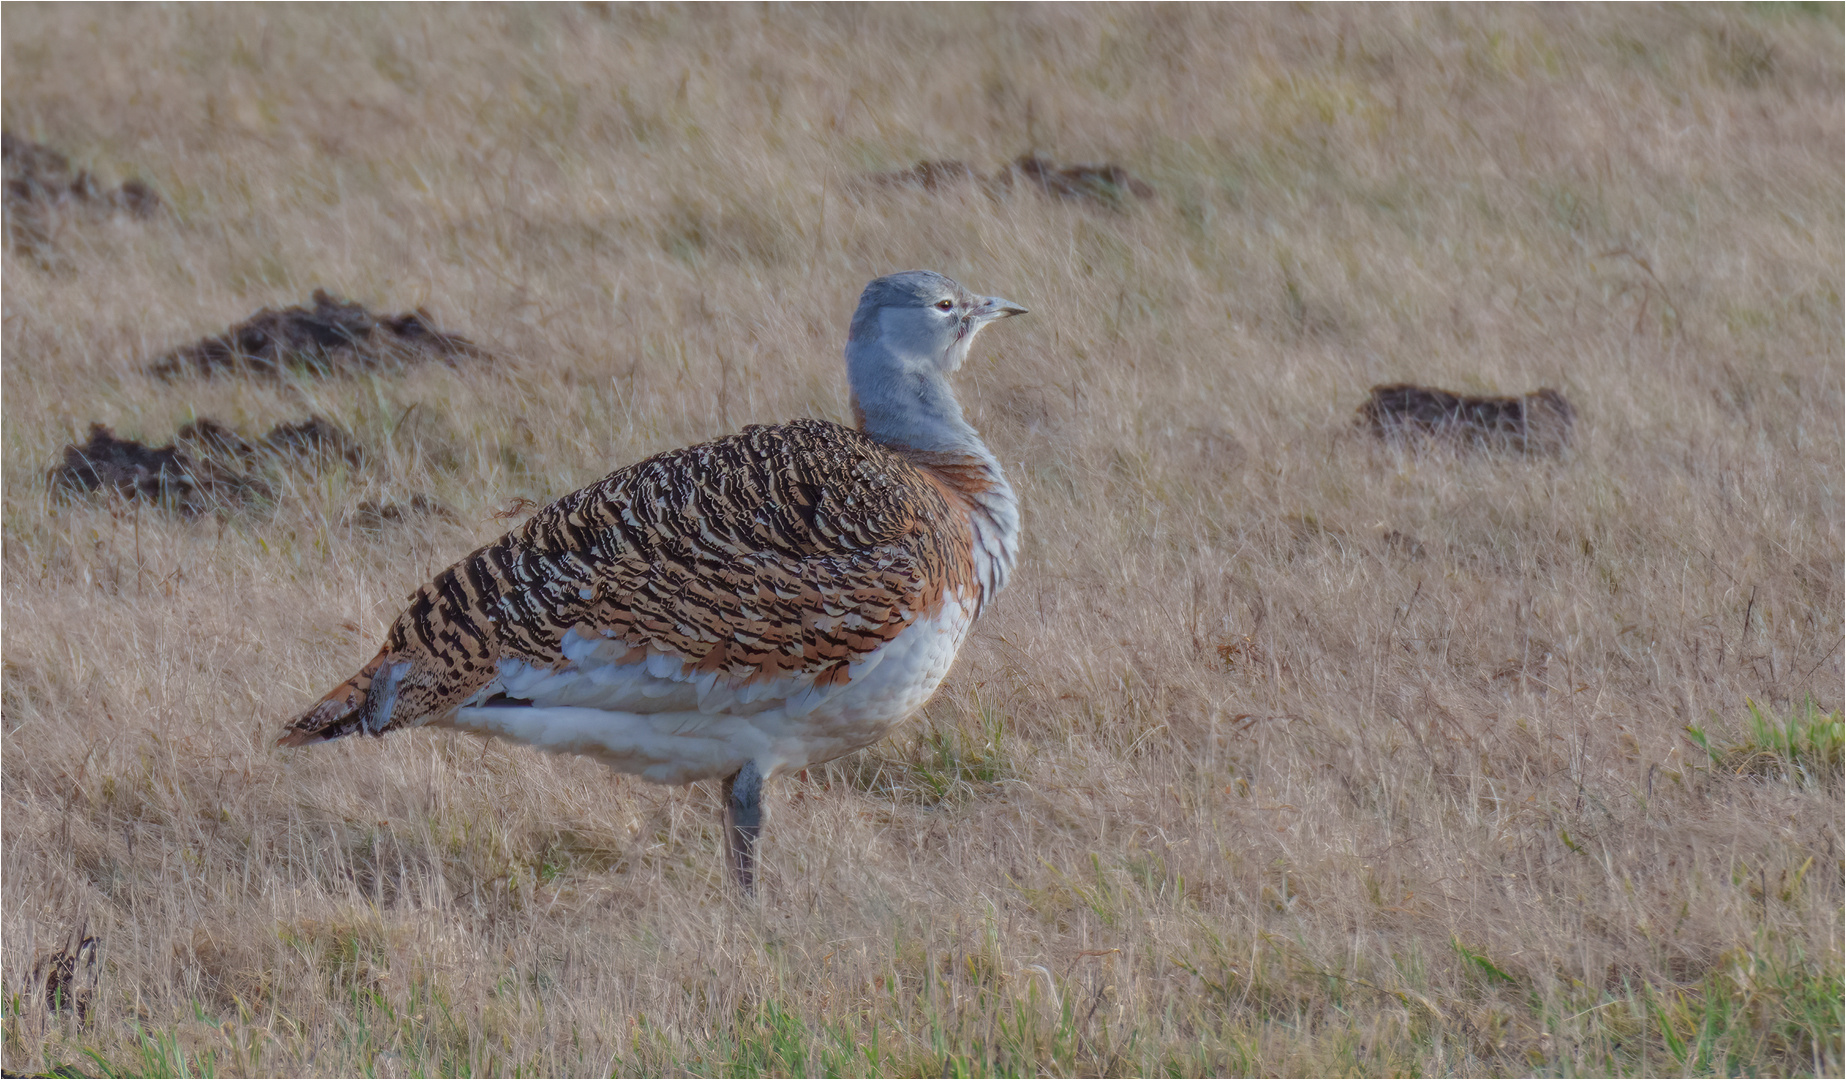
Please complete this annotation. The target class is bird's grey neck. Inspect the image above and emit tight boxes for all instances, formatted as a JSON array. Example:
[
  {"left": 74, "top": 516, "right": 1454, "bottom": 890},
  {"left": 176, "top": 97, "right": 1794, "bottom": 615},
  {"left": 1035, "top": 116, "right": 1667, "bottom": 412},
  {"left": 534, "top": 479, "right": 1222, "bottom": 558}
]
[
  {"left": 848, "top": 358, "right": 985, "bottom": 458},
  {"left": 849, "top": 366, "right": 1013, "bottom": 501},
  {"left": 846, "top": 342, "right": 1019, "bottom": 612}
]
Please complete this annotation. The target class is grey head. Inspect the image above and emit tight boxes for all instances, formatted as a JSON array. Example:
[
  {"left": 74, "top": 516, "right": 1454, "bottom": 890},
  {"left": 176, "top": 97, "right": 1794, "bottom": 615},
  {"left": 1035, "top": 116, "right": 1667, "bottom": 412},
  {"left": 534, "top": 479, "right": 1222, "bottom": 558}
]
[
  {"left": 845, "top": 270, "right": 1027, "bottom": 453},
  {"left": 849, "top": 270, "right": 1027, "bottom": 375}
]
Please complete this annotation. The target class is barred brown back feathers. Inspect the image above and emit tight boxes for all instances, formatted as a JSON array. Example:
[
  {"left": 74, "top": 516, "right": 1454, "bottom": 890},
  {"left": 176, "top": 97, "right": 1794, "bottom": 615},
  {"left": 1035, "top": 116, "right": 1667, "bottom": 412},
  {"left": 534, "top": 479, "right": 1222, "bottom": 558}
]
[{"left": 278, "top": 420, "right": 981, "bottom": 746}]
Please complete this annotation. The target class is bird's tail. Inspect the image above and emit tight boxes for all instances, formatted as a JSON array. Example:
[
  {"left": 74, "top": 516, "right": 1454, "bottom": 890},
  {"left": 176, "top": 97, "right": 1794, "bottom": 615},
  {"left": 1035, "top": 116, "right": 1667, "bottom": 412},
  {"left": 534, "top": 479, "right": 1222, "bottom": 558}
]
[{"left": 278, "top": 647, "right": 392, "bottom": 747}]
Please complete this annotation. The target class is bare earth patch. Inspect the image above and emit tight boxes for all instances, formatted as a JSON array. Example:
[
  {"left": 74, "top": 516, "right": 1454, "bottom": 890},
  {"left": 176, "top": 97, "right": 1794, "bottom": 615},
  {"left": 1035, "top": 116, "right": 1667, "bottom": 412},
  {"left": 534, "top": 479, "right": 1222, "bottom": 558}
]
[
  {"left": 147, "top": 289, "right": 483, "bottom": 380},
  {"left": 344, "top": 493, "right": 458, "bottom": 533},
  {"left": 866, "top": 154, "right": 1155, "bottom": 209},
  {"left": 47, "top": 415, "right": 364, "bottom": 516},
  {"left": 2, "top": 131, "right": 157, "bottom": 259},
  {"left": 1358, "top": 383, "right": 1577, "bottom": 455}
]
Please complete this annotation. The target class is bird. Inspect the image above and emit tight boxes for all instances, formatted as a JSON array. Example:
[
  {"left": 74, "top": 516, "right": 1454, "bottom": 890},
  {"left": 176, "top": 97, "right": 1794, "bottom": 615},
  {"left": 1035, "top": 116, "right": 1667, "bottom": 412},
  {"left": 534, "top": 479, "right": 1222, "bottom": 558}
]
[{"left": 279, "top": 271, "right": 1027, "bottom": 893}]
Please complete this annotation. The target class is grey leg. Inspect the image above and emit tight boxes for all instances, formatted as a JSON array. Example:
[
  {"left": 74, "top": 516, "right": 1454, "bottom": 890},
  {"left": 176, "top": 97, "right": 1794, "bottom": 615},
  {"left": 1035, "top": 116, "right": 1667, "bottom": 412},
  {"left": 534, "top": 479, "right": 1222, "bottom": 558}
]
[{"left": 722, "top": 761, "right": 764, "bottom": 894}]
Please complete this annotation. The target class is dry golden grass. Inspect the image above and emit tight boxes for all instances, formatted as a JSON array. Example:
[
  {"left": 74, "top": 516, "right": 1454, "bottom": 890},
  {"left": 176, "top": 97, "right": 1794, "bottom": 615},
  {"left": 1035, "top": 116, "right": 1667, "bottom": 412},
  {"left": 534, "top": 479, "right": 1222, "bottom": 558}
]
[{"left": 3, "top": 5, "right": 1841, "bottom": 1076}]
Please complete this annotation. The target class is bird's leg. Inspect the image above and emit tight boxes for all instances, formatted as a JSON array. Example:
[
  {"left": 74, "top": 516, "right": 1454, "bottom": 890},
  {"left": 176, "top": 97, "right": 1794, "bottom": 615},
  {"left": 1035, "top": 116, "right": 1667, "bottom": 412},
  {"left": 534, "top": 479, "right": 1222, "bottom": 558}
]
[{"left": 722, "top": 761, "right": 764, "bottom": 894}]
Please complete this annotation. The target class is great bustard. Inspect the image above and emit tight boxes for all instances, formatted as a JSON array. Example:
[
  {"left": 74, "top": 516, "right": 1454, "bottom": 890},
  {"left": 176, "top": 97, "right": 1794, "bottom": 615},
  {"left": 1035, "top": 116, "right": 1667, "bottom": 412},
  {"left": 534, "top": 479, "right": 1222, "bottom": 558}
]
[{"left": 280, "top": 271, "right": 1027, "bottom": 892}]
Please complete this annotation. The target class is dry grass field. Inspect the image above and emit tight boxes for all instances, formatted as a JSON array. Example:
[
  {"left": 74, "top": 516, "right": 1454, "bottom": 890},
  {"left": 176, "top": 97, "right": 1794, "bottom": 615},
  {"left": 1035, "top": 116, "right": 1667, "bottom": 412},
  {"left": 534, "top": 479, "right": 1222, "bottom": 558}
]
[{"left": 3, "top": 4, "right": 1842, "bottom": 1076}]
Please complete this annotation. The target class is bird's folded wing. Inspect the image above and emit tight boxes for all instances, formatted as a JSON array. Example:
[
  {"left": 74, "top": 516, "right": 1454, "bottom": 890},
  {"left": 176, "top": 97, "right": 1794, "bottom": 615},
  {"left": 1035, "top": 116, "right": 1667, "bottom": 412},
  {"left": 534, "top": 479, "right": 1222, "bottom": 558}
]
[{"left": 368, "top": 419, "right": 976, "bottom": 730}]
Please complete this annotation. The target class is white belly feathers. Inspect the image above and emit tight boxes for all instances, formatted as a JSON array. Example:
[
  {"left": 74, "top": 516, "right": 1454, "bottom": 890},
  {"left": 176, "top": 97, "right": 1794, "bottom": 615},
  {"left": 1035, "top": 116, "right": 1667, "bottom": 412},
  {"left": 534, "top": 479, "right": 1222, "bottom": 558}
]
[{"left": 443, "top": 594, "right": 975, "bottom": 786}]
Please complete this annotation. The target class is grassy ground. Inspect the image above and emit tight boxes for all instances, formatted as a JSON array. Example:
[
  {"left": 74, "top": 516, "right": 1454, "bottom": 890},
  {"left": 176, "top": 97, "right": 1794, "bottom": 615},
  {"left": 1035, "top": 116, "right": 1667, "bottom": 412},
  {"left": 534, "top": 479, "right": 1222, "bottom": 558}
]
[{"left": 2, "top": 4, "right": 1841, "bottom": 1076}]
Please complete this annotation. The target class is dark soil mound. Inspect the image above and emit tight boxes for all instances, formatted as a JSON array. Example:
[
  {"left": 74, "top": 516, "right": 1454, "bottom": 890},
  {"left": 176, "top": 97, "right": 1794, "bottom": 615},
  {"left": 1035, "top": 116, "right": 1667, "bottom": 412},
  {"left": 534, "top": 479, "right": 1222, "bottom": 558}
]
[
  {"left": 1001, "top": 155, "right": 1155, "bottom": 207},
  {"left": 864, "top": 154, "right": 1153, "bottom": 209},
  {"left": 175, "top": 415, "right": 367, "bottom": 468},
  {"left": 48, "top": 415, "right": 365, "bottom": 515},
  {"left": 148, "top": 289, "right": 482, "bottom": 379},
  {"left": 3, "top": 132, "right": 158, "bottom": 255},
  {"left": 866, "top": 159, "right": 985, "bottom": 192},
  {"left": 258, "top": 417, "right": 366, "bottom": 466},
  {"left": 346, "top": 493, "right": 457, "bottom": 532},
  {"left": 1358, "top": 384, "right": 1576, "bottom": 455},
  {"left": 174, "top": 418, "right": 258, "bottom": 460},
  {"left": 4, "top": 132, "right": 159, "bottom": 215},
  {"left": 47, "top": 424, "right": 268, "bottom": 516}
]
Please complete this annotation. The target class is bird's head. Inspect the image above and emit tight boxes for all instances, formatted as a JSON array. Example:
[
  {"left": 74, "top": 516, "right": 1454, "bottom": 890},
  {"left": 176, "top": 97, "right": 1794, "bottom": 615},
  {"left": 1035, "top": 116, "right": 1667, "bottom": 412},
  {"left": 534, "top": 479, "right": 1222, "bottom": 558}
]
[{"left": 848, "top": 270, "right": 1027, "bottom": 378}]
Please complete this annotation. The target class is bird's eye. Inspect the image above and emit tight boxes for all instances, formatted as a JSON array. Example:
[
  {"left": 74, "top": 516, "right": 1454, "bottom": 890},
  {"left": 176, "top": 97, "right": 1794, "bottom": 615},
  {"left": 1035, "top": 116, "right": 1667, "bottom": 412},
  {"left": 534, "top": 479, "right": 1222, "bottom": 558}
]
[{"left": 935, "top": 299, "right": 955, "bottom": 312}]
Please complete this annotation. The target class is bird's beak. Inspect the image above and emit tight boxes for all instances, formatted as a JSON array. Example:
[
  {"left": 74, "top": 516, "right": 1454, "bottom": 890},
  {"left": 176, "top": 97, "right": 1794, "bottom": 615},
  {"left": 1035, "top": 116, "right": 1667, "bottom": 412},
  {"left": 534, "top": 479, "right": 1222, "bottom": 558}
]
[{"left": 975, "top": 296, "right": 1029, "bottom": 322}]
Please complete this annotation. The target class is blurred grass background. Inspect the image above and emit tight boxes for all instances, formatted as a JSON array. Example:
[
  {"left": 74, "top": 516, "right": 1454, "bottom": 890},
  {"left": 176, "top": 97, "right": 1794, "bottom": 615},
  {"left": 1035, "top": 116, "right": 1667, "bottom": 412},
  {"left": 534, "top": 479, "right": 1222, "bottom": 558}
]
[{"left": 3, "top": 4, "right": 1841, "bottom": 1076}]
